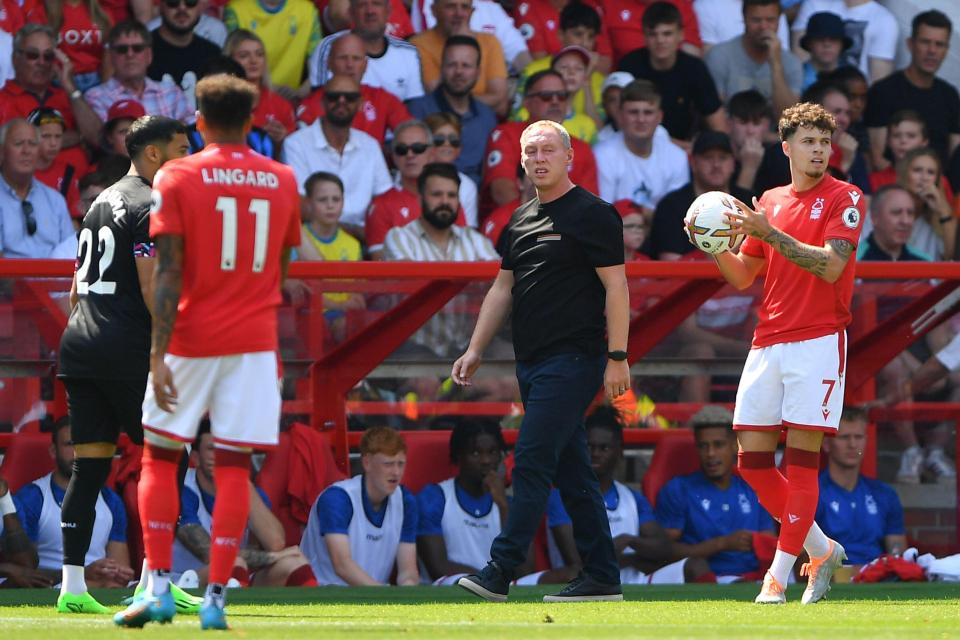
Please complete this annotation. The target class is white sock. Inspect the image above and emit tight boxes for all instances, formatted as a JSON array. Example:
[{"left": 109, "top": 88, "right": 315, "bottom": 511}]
[
  {"left": 138, "top": 559, "right": 149, "bottom": 591},
  {"left": 60, "top": 564, "right": 86, "bottom": 596},
  {"left": 203, "top": 583, "right": 227, "bottom": 610},
  {"left": 803, "top": 522, "right": 831, "bottom": 558},
  {"left": 768, "top": 549, "right": 797, "bottom": 587},
  {"left": 149, "top": 569, "right": 170, "bottom": 597}
]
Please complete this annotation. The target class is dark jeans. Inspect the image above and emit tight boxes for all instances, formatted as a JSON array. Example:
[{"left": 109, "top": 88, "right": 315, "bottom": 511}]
[{"left": 490, "top": 352, "right": 620, "bottom": 585}]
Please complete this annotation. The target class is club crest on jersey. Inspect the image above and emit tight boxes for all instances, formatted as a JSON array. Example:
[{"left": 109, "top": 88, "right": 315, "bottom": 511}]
[
  {"left": 830, "top": 500, "right": 840, "bottom": 513},
  {"left": 487, "top": 149, "right": 502, "bottom": 167},
  {"left": 810, "top": 197, "right": 825, "bottom": 220},
  {"left": 700, "top": 498, "right": 710, "bottom": 512},
  {"left": 842, "top": 206, "right": 860, "bottom": 229},
  {"left": 865, "top": 494, "right": 878, "bottom": 515}
]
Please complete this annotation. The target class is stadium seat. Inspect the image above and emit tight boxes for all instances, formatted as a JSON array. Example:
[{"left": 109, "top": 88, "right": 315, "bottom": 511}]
[
  {"left": 0, "top": 431, "right": 54, "bottom": 494},
  {"left": 400, "top": 430, "right": 458, "bottom": 494},
  {"left": 642, "top": 432, "right": 699, "bottom": 507}
]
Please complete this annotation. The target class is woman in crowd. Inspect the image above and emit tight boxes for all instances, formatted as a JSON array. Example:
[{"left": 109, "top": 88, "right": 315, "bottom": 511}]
[
  {"left": 424, "top": 112, "right": 478, "bottom": 227},
  {"left": 897, "top": 147, "right": 956, "bottom": 260},
  {"left": 224, "top": 29, "right": 295, "bottom": 148},
  {"left": 45, "top": 0, "right": 111, "bottom": 91}
]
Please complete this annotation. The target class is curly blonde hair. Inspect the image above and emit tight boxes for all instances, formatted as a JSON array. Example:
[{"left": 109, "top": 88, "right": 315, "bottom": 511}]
[{"left": 778, "top": 102, "right": 837, "bottom": 141}]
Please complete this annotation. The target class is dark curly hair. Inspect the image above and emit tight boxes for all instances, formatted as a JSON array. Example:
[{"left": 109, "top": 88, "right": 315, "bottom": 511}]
[{"left": 778, "top": 101, "right": 837, "bottom": 142}]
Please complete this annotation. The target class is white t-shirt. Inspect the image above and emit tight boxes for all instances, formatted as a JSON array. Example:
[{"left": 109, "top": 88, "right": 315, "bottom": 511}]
[
  {"left": 281, "top": 122, "right": 392, "bottom": 228},
  {"left": 146, "top": 14, "right": 228, "bottom": 47},
  {"left": 0, "top": 30, "right": 13, "bottom": 85},
  {"left": 792, "top": 0, "right": 898, "bottom": 82},
  {"left": 411, "top": 0, "right": 529, "bottom": 67},
  {"left": 935, "top": 332, "right": 960, "bottom": 372},
  {"left": 593, "top": 133, "right": 689, "bottom": 209},
  {"left": 693, "top": 0, "right": 790, "bottom": 49},
  {"left": 308, "top": 31, "right": 425, "bottom": 101}
]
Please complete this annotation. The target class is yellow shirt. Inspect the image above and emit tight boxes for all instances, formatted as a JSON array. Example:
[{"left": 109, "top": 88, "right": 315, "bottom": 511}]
[
  {"left": 224, "top": 0, "right": 321, "bottom": 90},
  {"left": 411, "top": 29, "right": 507, "bottom": 97},
  {"left": 302, "top": 224, "right": 361, "bottom": 306},
  {"left": 513, "top": 56, "right": 604, "bottom": 143}
]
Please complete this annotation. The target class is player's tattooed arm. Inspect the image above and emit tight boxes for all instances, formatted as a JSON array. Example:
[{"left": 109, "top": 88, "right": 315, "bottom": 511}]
[
  {"left": 176, "top": 523, "right": 212, "bottom": 562},
  {"left": 1, "top": 514, "right": 38, "bottom": 567},
  {"left": 151, "top": 235, "right": 184, "bottom": 358},
  {"left": 238, "top": 547, "right": 276, "bottom": 571},
  {"left": 761, "top": 230, "right": 854, "bottom": 282}
]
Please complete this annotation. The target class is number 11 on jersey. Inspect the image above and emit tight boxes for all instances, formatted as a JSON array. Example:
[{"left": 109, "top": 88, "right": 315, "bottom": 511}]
[{"left": 216, "top": 196, "right": 271, "bottom": 273}]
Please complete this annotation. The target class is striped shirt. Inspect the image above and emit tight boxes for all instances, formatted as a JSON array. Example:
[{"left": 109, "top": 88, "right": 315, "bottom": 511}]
[
  {"left": 308, "top": 31, "right": 425, "bottom": 101},
  {"left": 384, "top": 219, "right": 497, "bottom": 357},
  {"left": 84, "top": 77, "right": 192, "bottom": 124}
]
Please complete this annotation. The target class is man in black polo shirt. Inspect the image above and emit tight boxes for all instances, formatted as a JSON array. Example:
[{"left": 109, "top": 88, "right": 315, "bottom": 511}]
[
  {"left": 857, "top": 184, "right": 929, "bottom": 262},
  {"left": 452, "top": 119, "right": 629, "bottom": 603},
  {"left": 616, "top": 1, "right": 725, "bottom": 145},
  {"left": 648, "top": 130, "right": 753, "bottom": 260}
]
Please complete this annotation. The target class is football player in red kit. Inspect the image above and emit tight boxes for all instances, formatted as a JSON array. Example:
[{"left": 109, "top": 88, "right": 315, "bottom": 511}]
[
  {"left": 114, "top": 74, "right": 301, "bottom": 630},
  {"left": 698, "top": 102, "right": 865, "bottom": 605}
]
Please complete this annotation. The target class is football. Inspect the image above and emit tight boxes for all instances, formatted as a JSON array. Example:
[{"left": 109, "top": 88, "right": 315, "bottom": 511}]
[{"left": 684, "top": 191, "right": 743, "bottom": 255}]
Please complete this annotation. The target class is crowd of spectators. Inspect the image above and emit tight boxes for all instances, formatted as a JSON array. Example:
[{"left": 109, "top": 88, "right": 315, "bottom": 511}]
[{"left": 0, "top": 2, "right": 957, "bottom": 479}]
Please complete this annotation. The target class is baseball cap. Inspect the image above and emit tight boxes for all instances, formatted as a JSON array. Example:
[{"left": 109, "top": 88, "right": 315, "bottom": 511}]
[
  {"left": 106, "top": 99, "right": 146, "bottom": 124},
  {"left": 613, "top": 199, "right": 644, "bottom": 218},
  {"left": 800, "top": 12, "right": 853, "bottom": 52},
  {"left": 26, "top": 107, "right": 66, "bottom": 129},
  {"left": 551, "top": 45, "right": 591, "bottom": 68},
  {"left": 692, "top": 130, "right": 733, "bottom": 156},
  {"left": 601, "top": 71, "right": 634, "bottom": 94}
]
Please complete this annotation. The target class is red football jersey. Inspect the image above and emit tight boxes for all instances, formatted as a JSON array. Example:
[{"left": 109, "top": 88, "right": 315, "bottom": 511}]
[
  {"left": 597, "top": 0, "right": 700, "bottom": 63},
  {"left": 366, "top": 186, "right": 468, "bottom": 251},
  {"left": 481, "top": 198, "right": 517, "bottom": 247},
  {"left": 296, "top": 84, "right": 412, "bottom": 143},
  {"left": 740, "top": 174, "right": 865, "bottom": 348},
  {"left": 149, "top": 143, "right": 301, "bottom": 357},
  {"left": 0, "top": 81, "right": 76, "bottom": 130},
  {"left": 512, "top": 0, "right": 612, "bottom": 59},
  {"left": 253, "top": 86, "right": 296, "bottom": 134},
  {"left": 0, "top": 1, "right": 24, "bottom": 33},
  {"left": 314, "top": 0, "right": 412, "bottom": 38},
  {"left": 36, "top": 146, "right": 88, "bottom": 218},
  {"left": 58, "top": 1, "right": 104, "bottom": 74},
  {"left": 481, "top": 121, "right": 599, "bottom": 213}
]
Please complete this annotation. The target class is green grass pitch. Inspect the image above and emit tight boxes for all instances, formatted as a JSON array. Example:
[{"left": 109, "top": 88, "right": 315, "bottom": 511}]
[{"left": 1, "top": 583, "right": 957, "bottom": 639}]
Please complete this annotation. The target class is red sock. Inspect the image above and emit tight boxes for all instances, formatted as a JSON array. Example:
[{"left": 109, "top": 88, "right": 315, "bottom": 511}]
[
  {"left": 285, "top": 564, "right": 318, "bottom": 587},
  {"left": 693, "top": 571, "right": 718, "bottom": 584},
  {"left": 778, "top": 447, "right": 820, "bottom": 556},
  {"left": 208, "top": 448, "right": 251, "bottom": 586},
  {"left": 139, "top": 443, "right": 183, "bottom": 572},
  {"left": 230, "top": 565, "right": 251, "bottom": 587},
  {"left": 737, "top": 451, "right": 788, "bottom": 520}
]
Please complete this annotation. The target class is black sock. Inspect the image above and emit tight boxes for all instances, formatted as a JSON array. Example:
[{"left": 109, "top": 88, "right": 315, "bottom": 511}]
[{"left": 61, "top": 457, "right": 113, "bottom": 567}]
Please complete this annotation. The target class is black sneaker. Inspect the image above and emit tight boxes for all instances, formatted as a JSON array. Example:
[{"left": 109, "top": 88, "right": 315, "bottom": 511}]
[
  {"left": 457, "top": 562, "right": 510, "bottom": 602},
  {"left": 543, "top": 573, "right": 623, "bottom": 602}
]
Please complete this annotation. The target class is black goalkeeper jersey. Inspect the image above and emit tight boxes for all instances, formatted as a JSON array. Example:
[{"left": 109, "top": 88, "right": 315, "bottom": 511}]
[{"left": 58, "top": 175, "right": 154, "bottom": 380}]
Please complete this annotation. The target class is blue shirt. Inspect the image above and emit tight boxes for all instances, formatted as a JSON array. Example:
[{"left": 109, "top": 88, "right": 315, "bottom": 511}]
[
  {"left": 655, "top": 471, "right": 772, "bottom": 576},
  {"left": 546, "top": 485, "right": 655, "bottom": 528},
  {"left": 13, "top": 476, "right": 126, "bottom": 543},
  {"left": 316, "top": 477, "right": 418, "bottom": 543},
  {"left": 815, "top": 471, "right": 905, "bottom": 565},
  {"left": 179, "top": 481, "right": 271, "bottom": 527},
  {"left": 406, "top": 88, "right": 496, "bottom": 187},
  {"left": 0, "top": 174, "right": 74, "bottom": 258},
  {"left": 416, "top": 480, "right": 495, "bottom": 536}
]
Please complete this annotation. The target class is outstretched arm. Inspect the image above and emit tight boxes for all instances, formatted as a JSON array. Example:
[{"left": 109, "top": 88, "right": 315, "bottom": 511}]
[{"left": 729, "top": 197, "right": 854, "bottom": 283}]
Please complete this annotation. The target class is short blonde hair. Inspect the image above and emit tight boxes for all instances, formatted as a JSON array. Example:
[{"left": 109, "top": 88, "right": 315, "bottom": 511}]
[{"left": 520, "top": 120, "right": 571, "bottom": 150}]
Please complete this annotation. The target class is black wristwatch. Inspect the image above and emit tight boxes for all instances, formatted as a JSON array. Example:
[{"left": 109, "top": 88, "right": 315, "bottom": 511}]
[{"left": 607, "top": 350, "right": 628, "bottom": 361}]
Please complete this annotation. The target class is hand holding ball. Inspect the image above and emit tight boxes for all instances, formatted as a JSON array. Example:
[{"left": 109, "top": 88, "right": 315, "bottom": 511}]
[{"left": 684, "top": 191, "right": 744, "bottom": 255}]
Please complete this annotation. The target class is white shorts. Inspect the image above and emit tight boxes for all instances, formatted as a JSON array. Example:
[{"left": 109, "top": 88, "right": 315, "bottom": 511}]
[
  {"left": 621, "top": 558, "right": 687, "bottom": 585},
  {"left": 733, "top": 331, "right": 846, "bottom": 433},
  {"left": 142, "top": 351, "right": 281, "bottom": 449}
]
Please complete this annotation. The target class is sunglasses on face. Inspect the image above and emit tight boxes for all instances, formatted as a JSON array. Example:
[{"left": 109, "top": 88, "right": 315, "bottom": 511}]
[
  {"left": 22, "top": 201, "right": 36, "bottom": 236},
  {"left": 324, "top": 91, "right": 361, "bottom": 103},
  {"left": 394, "top": 142, "right": 429, "bottom": 156},
  {"left": 529, "top": 90, "right": 570, "bottom": 102},
  {"left": 622, "top": 223, "right": 645, "bottom": 231},
  {"left": 111, "top": 43, "right": 148, "bottom": 55},
  {"left": 17, "top": 48, "right": 55, "bottom": 62},
  {"left": 433, "top": 134, "right": 461, "bottom": 148},
  {"left": 164, "top": 0, "right": 200, "bottom": 6}
]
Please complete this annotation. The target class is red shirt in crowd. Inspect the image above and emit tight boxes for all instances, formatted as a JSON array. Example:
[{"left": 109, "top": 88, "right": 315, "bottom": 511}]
[
  {"left": 296, "top": 84, "right": 412, "bottom": 143},
  {"left": 366, "top": 186, "right": 467, "bottom": 253},
  {"left": 481, "top": 120, "right": 599, "bottom": 214},
  {"left": 868, "top": 165, "right": 955, "bottom": 203},
  {"left": 0, "top": 80, "right": 77, "bottom": 130},
  {"left": 740, "top": 174, "right": 865, "bottom": 348},
  {"left": 97, "top": 0, "right": 128, "bottom": 24},
  {"left": 57, "top": 1, "right": 105, "bottom": 75},
  {"left": 596, "top": 0, "right": 700, "bottom": 63},
  {"left": 481, "top": 198, "right": 516, "bottom": 248},
  {"left": 313, "top": 0, "right": 413, "bottom": 38},
  {"left": 149, "top": 144, "right": 301, "bottom": 357},
  {"left": 253, "top": 86, "right": 296, "bottom": 133},
  {"left": 35, "top": 145, "right": 89, "bottom": 218},
  {"left": 512, "top": 0, "right": 612, "bottom": 60}
]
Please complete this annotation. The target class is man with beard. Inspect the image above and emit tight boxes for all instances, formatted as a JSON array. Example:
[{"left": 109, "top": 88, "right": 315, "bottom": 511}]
[
  {"left": 385, "top": 162, "right": 496, "bottom": 358},
  {"left": 407, "top": 35, "right": 497, "bottom": 187},
  {"left": 282, "top": 74, "right": 392, "bottom": 238},
  {"left": 147, "top": 0, "right": 222, "bottom": 111}
]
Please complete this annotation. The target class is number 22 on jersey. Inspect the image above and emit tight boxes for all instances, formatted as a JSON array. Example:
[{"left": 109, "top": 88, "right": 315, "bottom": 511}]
[
  {"left": 76, "top": 227, "right": 116, "bottom": 295},
  {"left": 216, "top": 196, "right": 270, "bottom": 273}
]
